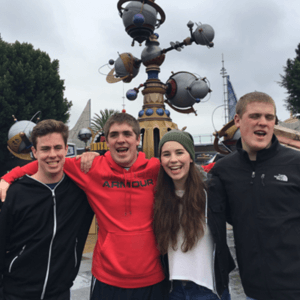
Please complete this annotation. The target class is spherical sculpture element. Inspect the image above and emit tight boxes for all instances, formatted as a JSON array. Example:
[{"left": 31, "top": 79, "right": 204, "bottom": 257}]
[
  {"left": 114, "top": 53, "right": 141, "bottom": 82},
  {"left": 122, "top": 2, "right": 157, "bottom": 44},
  {"left": 193, "top": 24, "right": 215, "bottom": 47},
  {"left": 189, "top": 78, "right": 209, "bottom": 100},
  {"left": 139, "top": 110, "right": 145, "bottom": 117},
  {"left": 141, "top": 39, "right": 165, "bottom": 66},
  {"left": 195, "top": 98, "right": 201, "bottom": 103},
  {"left": 165, "top": 72, "right": 209, "bottom": 108},
  {"left": 165, "top": 110, "right": 170, "bottom": 117},
  {"left": 126, "top": 89, "right": 138, "bottom": 101},
  {"left": 156, "top": 108, "right": 164, "bottom": 116},
  {"left": 78, "top": 128, "right": 92, "bottom": 143},
  {"left": 108, "top": 59, "right": 115, "bottom": 65},
  {"left": 133, "top": 13, "right": 145, "bottom": 26},
  {"left": 145, "top": 108, "right": 154, "bottom": 116},
  {"left": 8, "top": 120, "right": 36, "bottom": 154},
  {"left": 122, "top": 109, "right": 126, "bottom": 113}
]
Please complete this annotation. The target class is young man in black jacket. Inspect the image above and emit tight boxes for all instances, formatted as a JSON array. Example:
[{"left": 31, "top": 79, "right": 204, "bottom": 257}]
[
  {"left": 0, "top": 120, "right": 93, "bottom": 300},
  {"left": 210, "top": 91, "right": 300, "bottom": 300}
]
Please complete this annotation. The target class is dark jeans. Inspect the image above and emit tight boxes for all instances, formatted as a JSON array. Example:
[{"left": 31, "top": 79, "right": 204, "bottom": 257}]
[
  {"left": 90, "top": 278, "right": 168, "bottom": 300},
  {"left": 169, "top": 280, "right": 230, "bottom": 300},
  {"left": 3, "top": 289, "right": 70, "bottom": 300}
]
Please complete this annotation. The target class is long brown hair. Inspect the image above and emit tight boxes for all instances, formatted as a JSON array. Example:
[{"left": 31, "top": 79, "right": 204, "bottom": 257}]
[{"left": 154, "top": 162, "right": 207, "bottom": 255}]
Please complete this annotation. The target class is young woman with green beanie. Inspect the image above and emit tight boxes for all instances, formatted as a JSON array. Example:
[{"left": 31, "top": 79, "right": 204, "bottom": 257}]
[{"left": 154, "top": 129, "right": 234, "bottom": 300}]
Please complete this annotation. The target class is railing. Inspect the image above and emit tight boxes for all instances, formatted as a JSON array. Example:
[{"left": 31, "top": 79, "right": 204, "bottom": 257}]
[{"left": 192, "top": 134, "right": 214, "bottom": 145}]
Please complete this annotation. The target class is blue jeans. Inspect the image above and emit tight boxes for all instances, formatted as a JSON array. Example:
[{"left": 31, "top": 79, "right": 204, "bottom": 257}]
[
  {"left": 246, "top": 297, "right": 256, "bottom": 300},
  {"left": 169, "top": 280, "right": 230, "bottom": 300}
]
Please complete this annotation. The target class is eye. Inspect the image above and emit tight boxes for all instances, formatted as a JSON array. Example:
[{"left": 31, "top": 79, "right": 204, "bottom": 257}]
[
  {"left": 249, "top": 114, "right": 260, "bottom": 119},
  {"left": 266, "top": 115, "right": 275, "bottom": 121}
]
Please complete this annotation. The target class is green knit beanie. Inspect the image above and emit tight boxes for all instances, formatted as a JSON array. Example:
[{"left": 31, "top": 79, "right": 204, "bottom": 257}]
[{"left": 158, "top": 129, "right": 195, "bottom": 161}]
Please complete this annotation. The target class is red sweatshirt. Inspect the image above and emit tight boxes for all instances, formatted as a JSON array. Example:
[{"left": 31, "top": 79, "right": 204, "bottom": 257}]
[{"left": 2, "top": 152, "right": 164, "bottom": 288}]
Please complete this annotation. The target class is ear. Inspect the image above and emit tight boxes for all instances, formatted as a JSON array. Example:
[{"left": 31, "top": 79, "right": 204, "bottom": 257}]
[
  {"left": 65, "top": 144, "right": 68, "bottom": 156},
  {"left": 136, "top": 134, "right": 141, "bottom": 146},
  {"left": 234, "top": 114, "right": 241, "bottom": 129},
  {"left": 31, "top": 146, "right": 37, "bottom": 159}
]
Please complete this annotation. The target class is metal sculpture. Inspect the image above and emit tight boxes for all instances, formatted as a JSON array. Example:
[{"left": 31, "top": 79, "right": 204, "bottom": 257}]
[
  {"left": 100, "top": 0, "right": 215, "bottom": 158},
  {"left": 7, "top": 112, "right": 40, "bottom": 160}
]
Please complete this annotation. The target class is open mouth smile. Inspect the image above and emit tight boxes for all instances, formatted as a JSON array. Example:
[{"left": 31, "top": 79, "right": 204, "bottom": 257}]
[
  {"left": 169, "top": 165, "right": 183, "bottom": 172},
  {"left": 254, "top": 131, "right": 266, "bottom": 137},
  {"left": 117, "top": 147, "right": 128, "bottom": 153},
  {"left": 47, "top": 161, "right": 59, "bottom": 166}
]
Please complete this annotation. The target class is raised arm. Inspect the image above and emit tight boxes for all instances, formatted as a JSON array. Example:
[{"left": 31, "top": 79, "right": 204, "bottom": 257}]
[{"left": 1, "top": 161, "right": 38, "bottom": 202}]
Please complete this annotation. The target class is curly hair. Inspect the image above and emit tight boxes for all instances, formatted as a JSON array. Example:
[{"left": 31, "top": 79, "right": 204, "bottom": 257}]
[{"left": 153, "top": 163, "right": 207, "bottom": 255}]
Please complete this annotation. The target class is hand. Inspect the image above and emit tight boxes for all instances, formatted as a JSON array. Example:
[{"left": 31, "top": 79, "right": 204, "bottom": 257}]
[
  {"left": 76, "top": 152, "right": 100, "bottom": 173},
  {"left": 0, "top": 179, "right": 10, "bottom": 202}
]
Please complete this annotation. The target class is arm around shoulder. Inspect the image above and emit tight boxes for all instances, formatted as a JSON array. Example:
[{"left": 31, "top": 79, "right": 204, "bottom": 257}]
[{"left": 1, "top": 161, "right": 38, "bottom": 184}]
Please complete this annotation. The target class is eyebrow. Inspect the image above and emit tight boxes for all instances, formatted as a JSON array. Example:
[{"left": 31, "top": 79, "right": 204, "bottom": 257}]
[{"left": 109, "top": 130, "right": 133, "bottom": 135}]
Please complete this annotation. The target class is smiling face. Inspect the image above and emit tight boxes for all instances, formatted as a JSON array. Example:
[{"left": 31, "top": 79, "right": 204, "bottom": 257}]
[
  {"left": 106, "top": 122, "right": 140, "bottom": 168},
  {"left": 31, "top": 132, "right": 68, "bottom": 183},
  {"left": 160, "top": 141, "right": 193, "bottom": 190},
  {"left": 234, "top": 101, "right": 276, "bottom": 160}
]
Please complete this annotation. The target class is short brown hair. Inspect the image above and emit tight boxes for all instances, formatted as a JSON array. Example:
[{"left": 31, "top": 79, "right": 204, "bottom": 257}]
[
  {"left": 236, "top": 91, "right": 276, "bottom": 117},
  {"left": 104, "top": 113, "right": 140, "bottom": 140},
  {"left": 31, "top": 119, "right": 69, "bottom": 148}
]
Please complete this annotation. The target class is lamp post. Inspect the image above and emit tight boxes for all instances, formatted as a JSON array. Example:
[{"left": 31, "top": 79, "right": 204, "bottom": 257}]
[{"left": 78, "top": 128, "right": 92, "bottom": 152}]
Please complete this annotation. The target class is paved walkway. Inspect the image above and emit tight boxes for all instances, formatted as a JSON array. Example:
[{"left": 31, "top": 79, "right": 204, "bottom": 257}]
[{"left": 71, "top": 229, "right": 248, "bottom": 300}]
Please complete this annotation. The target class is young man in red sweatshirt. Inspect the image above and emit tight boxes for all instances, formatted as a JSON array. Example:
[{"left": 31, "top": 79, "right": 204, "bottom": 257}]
[{"left": 0, "top": 113, "right": 166, "bottom": 300}]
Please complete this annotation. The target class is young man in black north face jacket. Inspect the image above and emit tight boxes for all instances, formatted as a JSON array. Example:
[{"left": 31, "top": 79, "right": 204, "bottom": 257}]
[
  {"left": 0, "top": 120, "right": 93, "bottom": 300},
  {"left": 209, "top": 91, "right": 300, "bottom": 300}
]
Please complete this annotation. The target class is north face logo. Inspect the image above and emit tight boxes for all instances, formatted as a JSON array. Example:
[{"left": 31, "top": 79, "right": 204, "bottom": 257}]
[{"left": 274, "top": 174, "right": 288, "bottom": 182}]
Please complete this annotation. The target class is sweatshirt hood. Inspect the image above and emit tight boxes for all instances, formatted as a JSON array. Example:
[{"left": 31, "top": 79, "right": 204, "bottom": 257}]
[{"left": 104, "top": 151, "right": 148, "bottom": 173}]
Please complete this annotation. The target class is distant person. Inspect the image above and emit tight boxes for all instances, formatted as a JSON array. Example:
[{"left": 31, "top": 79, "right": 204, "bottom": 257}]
[
  {"left": 0, "top": 113, "right": 167, "bottom": 300},
  {"left": 209, "top": 91, "right": 300, "bottom": 300},
  {"left": 0, "top": 119, "right": 93, "bottom": 300},
  {"left": 154, "top": 129, "right": 234, "bottom": 300}
]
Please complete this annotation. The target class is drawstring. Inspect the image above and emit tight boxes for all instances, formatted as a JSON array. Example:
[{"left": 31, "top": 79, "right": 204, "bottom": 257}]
[
  {"left": 124, "top": 168, "right": 133, "bottom": 216},
  {"left": 124, "top": 170, "right": 128, "bottom": 216},
  {"left": 128, "top": 168, "right": 133, "bottom": 215}
]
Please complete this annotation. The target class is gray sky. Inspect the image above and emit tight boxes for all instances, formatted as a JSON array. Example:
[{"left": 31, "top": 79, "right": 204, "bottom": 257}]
[{"left": 1, "top": 0, "right": 300, "bottom": 139}]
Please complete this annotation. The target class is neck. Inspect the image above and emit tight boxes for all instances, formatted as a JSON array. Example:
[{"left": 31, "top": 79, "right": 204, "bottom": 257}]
[{"left": 32, "top": 171, "right": 64, "bottom": 184}]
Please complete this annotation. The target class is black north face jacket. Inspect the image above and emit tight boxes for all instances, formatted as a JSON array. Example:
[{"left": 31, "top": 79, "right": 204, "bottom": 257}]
[
  {"left": 210, "top": 135, "right": 300, "bottom": 300},
  {"left": 0, "top": 174, "right": 93, "bottom": 300}
]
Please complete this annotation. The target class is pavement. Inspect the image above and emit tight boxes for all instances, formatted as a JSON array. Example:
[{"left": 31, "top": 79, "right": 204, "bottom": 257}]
[{"left": 71, "top": 229, "right": 248, "bottom": 300}]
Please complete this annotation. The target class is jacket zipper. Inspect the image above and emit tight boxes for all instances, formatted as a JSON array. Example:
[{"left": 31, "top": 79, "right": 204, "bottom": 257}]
[
  {"left": 261, "top": 174, "right": 265, "bottom": 186},
  {"left": 8, "top": 245, "right": 26, "bottom": 273},
  {"left": 212, "top": 243, "right": 221, "bottom": 299},
  {"left": 74, "top": 238, "right": 78, "bottom": 267},
  {"left": 39, "top": 175, "right": 64, "bottom": 300}
]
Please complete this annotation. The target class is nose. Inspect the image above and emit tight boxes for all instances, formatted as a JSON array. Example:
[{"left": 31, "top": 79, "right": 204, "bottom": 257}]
[
  {"left": 49, "top": 148, "right": 57, "bottom": 157},
  {"left": 258, "top": 116, "right": 267, "bottom": 126},
  {"left": 169, "top": 153, "right": 178, "bottom": 162},
  {"left": 116, "top": 133, "right": 125, "bottom": 143}
]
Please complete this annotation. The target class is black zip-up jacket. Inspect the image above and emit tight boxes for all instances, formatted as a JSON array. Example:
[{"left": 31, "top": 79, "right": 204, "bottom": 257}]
[
  {"left": 210, "top": 135, "right": 300, "bottom": 300},
  {"left": 0, "top": 174, "right": 94, "bottom": 300},
  {"left": 161, "top": 189, "right": 235, "bottom": 298}
]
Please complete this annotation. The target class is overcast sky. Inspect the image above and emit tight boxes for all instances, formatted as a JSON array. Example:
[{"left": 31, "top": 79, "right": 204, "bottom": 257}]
[{"left": 1, "top": 0, "right": 300, "bottom": 140}]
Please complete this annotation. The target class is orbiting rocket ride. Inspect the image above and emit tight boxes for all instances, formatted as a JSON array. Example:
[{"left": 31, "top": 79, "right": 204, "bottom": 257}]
[{"left": 100, "top": 0, "right": 215, "bottom": 158}]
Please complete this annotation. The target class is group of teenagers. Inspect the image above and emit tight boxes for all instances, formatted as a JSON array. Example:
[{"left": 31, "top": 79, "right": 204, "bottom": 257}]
[{"left": 1, "top": 91, "right": 300, "bottom": 300}]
